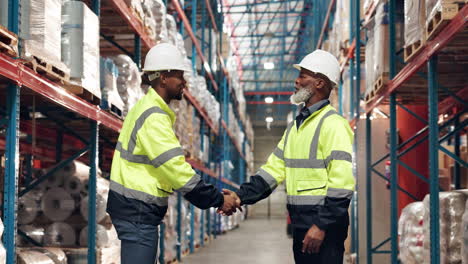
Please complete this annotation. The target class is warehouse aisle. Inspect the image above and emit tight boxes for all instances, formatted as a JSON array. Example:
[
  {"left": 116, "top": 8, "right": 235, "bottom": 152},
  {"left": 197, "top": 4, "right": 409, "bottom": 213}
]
[{"left": 182, "top": 217, "right": 294, "bottom": 264}]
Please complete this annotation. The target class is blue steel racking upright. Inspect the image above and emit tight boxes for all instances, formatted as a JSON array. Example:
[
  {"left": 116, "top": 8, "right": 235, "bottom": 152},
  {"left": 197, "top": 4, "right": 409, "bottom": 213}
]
[{"left": 0, "top": 0, "right": 250, "bottom": 264}]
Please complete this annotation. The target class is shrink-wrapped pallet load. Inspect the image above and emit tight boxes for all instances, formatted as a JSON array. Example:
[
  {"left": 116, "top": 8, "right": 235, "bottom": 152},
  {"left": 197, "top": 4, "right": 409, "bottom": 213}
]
[
  {"left": 61, "top": 1, "right": 101, "bottom": 98},
  {"left": 398, "top": 201, "right": 425, "bottom": 264},
  {"left": 100, "top": 58, "right": 125, "bottom": 113},
  {"left": 423, "top": 191, "right": 467, "bottom": 264},
  {"left": 112, "top": 55, "right": 144, "bottom": 116}
]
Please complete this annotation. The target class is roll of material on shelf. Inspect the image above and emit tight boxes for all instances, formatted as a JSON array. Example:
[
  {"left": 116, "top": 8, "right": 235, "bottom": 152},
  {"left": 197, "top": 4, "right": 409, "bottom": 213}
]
[
  {"left": 17, "top": 250, "right": 54, "bottom": 264},
  {"left": 44, "top": 222, "right": 76, "bottom": 247},
  {"left": 80, "top": 194, "right": 107, "bottom": 223},
  {"left": 18, "top": 225, "right": 45, "bottom": 245},
  {"left": 79, "top": 224, "right": 118, "bottom": 247},
  {"left": 63, "top": 161, "right": 90, "bottom": 195},
  {"left": 18, "top": 194, "right": 40, "bottom": 225},
  {"left": 41, "top": 187, "right": 75, "bottom": 221},
  {"left": 0, "top": 243, "right": 5, "bottom": 264}
]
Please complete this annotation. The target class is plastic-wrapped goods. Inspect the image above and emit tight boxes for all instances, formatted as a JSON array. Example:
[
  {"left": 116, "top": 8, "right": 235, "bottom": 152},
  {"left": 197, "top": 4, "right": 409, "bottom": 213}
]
[
  {"left": 399, "top": 202, "right": 425, "bottom": 264},
  {"left": 62, "top": 1, "right": 101, "bottom": 98},
  {"left": 79, "top": 224, "right": 119, "bottom": 247},
  {"left": 44, "top": 222, "right": 76, "bottom": 247},
  {"left": 364, "top": 25, "right": 375, "bottom": 97},
  {"left": 61, "top": 160, "right": 90, "bottom": 195},
  {"left": 162, "top": 195, "right": 178, "bottom": 262},
  {"left": 175, "top": 33, "right": 187, "bottom": 58},
  {"left": 423, "top": 191, "right": 467, "bottom": 264},
  {"left": 41, "top": 187, "right": 75, "bottom": 221},
  {"left": 20, "top": 0, "right": 68, "bottom": 72},
  {"left": 100, "top": 58, "right": 125, "bottom": 112},
  {"left": 372, "top": 2, "right": 389, "bottom": 90},
  {"left": 124, "top": 0, "right": 145, "bottom": 22},
  {"left": 18, "top": 190, "right": 42, "bottom": 225},
  {"left": 462, "top": 200, "right": 468, "bottom": 264},
  {"left": 111, "top": 55, "right": 143, "bottom": 116},
  {"left": 166, "top": 15, "right": 177, "bottom": 45},
  {"left": 141, "top": 0, "right": 157, "bottom": 41},
  {"left": 18, "top": 225, "right": 45, "bottom": 246},
  {"left": 404, "top": 0, "right": 426, "bottom": 47},
  {"left": 17, "top": 250, "right": 54, "bottom": 264},
  {"left": 193, "top": 207, "right": 203, "bottom": 246},
  {"left": 181, "top": 200, "right": 191, "bottom": 253},
  {"left": 20, "top": 248, "right": 67, "bottom": 264},
  {"left": 150, "top": 0, "right": 168, "bottom": 43},
  {"left": 80, "top": 194, "right": 108, "bottom": 223},
  {"left": 0, "top": 217, "right": 4, "bottom": 264}
]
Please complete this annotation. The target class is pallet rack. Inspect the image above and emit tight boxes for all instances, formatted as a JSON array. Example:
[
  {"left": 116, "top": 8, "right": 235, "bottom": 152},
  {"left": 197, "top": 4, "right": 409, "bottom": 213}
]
[
  {"left": 327, "top": 1, "right": 468, "bottom": 263},
  {"left": 0, "top": 0, "right": 251, "bottom": 263}
]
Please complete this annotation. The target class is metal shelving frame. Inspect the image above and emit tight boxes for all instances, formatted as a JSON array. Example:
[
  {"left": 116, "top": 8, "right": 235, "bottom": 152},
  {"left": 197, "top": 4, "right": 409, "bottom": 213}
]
[
  {"left": 0, "top": 0, "right": 250, "bottom": 264},
  {"left": 338, "top": 1, "right": 468, "bottom": 264}
]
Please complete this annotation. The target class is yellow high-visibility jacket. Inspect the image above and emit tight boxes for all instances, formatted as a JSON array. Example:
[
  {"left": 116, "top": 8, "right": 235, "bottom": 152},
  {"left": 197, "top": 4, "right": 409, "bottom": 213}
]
[
  {"left": 237, "top": 103, "right": 355, "bottom": 230},
  {"left": 107, "top": 88, "right": 223, "bottom": 225}
]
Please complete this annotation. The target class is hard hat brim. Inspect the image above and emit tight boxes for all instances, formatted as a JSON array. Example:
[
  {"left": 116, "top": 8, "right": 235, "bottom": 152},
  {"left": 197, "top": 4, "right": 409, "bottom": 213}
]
[{"left": 142, "top": 65, "right": 189, "bottom": 72}]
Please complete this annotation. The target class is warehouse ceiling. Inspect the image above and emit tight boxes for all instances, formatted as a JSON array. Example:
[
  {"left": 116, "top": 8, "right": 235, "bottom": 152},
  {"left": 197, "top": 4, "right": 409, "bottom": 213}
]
[{"left": 222, "top": 0, "right": 327, "bottom": 128}]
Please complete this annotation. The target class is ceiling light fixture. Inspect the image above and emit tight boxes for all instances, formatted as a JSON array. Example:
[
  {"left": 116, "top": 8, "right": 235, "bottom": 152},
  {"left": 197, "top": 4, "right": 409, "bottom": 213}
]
[
  {"left": 264, "top": 62, "right": 275, "bottom": 70},
  {"left": 264, "top": 97, "right": 274, "bottom": 104}
]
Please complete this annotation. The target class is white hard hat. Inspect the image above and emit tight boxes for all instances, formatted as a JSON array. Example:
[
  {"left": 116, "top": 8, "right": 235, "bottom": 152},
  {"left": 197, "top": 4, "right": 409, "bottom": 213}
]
[
  {"left": 143, "top": 43, "right": 188, "bottom": 72},
  {"left": 293, "top": 49, "right": 340, "bottom": 86}
]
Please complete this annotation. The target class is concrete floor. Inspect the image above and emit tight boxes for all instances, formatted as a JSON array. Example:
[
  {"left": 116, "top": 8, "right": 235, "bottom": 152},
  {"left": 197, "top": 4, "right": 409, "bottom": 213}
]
[{"left": 182, "top": 217, "right": 294, "bottom": 264}]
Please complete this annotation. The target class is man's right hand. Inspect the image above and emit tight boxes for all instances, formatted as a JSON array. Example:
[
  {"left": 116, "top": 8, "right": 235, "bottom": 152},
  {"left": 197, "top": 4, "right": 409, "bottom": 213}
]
[{"left": 217, "top": 189, "right": 242, "bottom": 216}]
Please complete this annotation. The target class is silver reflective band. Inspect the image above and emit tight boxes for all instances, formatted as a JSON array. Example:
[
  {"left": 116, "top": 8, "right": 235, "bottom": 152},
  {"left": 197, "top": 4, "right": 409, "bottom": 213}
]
[
  {"left": 176, "top": 174, "right": 201, "bottom": 195},
  {"left": 110, "top": 180, "right": 169, "bottom": 206},
  {"left": 116, "top": 142, "right": 184, "bottom": 169},
  {"left": 257, "top": 169, "right": 278, "bottom": 190},
  {"left": 273, "top": 147, "right": 284, "bottom": 160},
  {"left": 287, "top": 195, "right": 325, "bottom": 205},
  {"left": 327, "top": 188, "right": 354, "bottom": 199},
  {"left": 128, "top": 107, "right": 168, "bottom": 153},
  {"left": 324, "top": 151, "right": 352, "bottom": 168},
  {"left": 283, "top": 110, "right": 351, "bottom": 169}
]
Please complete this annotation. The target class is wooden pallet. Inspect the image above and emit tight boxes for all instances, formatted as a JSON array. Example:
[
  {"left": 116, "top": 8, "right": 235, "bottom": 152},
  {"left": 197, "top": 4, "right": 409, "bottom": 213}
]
[
  {"left": 404, "top": 39, "right": 425, "bottom": 62},
  {"left": 0, "top": 25, "right": 18, "bottom": 57},
  {"left": 24, "top": 55, "right": 70, "bottom": 83},
  {"left": 426, "top": 2, "right": 466, "bottom": 41},
  {"left": 364, "top": 73, "right": 389, "bottom": 103},
  {"left": 104, "top": 103, "right": 124, "bottom": 119}
]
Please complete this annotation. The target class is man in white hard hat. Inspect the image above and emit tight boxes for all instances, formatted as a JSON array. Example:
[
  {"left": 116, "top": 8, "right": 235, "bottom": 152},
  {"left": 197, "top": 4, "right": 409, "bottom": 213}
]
[
  {"left": 107, "top": 43, "right": 240, "bottom": 264},
  {"left": 222, "top": 50, "right": 355, "bottom": 263}
]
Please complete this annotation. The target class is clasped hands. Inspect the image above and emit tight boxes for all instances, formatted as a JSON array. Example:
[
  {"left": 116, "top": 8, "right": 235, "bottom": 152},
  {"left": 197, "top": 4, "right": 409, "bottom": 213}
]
[{"left": 217, "top": 189, "right": 242, "bottom": 216}]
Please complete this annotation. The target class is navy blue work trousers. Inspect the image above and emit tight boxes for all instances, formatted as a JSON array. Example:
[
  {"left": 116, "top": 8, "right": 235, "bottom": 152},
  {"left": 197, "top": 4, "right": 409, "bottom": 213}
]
[{"left": 112, "top": 218, "right": 159, "bottom": 264}]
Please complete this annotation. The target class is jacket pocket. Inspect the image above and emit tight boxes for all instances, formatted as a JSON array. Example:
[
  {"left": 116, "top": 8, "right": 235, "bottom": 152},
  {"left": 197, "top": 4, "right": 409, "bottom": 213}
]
[{"left": 296, "top": 180, "right": 327, "bottom": 195}]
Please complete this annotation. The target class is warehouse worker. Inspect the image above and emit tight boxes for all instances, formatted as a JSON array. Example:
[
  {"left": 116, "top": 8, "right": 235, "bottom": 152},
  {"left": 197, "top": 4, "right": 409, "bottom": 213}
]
[
  {"left": 222, "top": 50, "right": 355, "bottom": 264},
  {"left": 107, "top": 43, "right": 239, "bottom": 264}
]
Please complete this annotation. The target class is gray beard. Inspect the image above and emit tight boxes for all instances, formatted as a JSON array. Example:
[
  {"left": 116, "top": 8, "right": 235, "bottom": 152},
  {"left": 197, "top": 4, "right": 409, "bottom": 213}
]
[{"left": 290, "top": 88, "right": 313, "bottom": 105}]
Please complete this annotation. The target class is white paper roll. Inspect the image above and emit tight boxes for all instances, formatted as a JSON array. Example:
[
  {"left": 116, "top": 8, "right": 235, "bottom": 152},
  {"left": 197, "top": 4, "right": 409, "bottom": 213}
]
[
  {"left": 81, "top": 177, "right": 109, "bottom": 196},
  {"left": 17, "top": 250, "right": 54, "bottom": 264},
  {"left": 79, "top": 224, "right": 117, "bottom": 247},
  {"left": 64, "top": 176, "right": 85, "bottom": 195},
  {"left": 18, "top": 195, "right": 39, "bottom": 225},
  {"left": 18, "top": 225, "right": 44, "bottom": 245},
  {"left": 80, "top": 194, "right": 107, "bottom": 223},
  {"left": 45, "top": 172, "right": 64, "bottom": 188},
  {"left": 41, "top": 188, "right": 75, "bottom": 222},
  {"left": 0, "top": 215, "right": 4, "bottom": 239},
  {"left": 44, "top": 222, "right": 76, "bottom": 247}
]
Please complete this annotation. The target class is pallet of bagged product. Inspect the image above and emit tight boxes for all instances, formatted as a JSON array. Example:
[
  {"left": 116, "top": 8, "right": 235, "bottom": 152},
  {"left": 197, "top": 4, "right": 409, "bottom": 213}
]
[
  {"left": 426, "top": 1, "right": 466, "bottom": 41},
  {"left": 404, "top": 38, "right": 426, "bottom": 62},
  {"left": 364, "top": 73, "right": 389, "bottom": 103},
  {"left": 23, "top": 54, "right": 70, "bottom": 83},
  {"left": 0, "top": 25, "right": 18, "bottom": 57}
]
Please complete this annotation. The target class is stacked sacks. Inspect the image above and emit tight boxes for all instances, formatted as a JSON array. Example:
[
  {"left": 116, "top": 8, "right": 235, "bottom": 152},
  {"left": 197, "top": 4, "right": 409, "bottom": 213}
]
[
  {"left": 423, "top": 191, "right": 467, "bottom": 263},
  {"left": 398, "top": 201, "right": 425, "bottom": 264},
  {"left": 150, "top": 0, "right": 168, "bottom": 43},
  {"left": 166, "top": 15, "right": 177, "bottom": 45},
  {"left": 111, "top": 55, "right": 144, "bottom": 116}
]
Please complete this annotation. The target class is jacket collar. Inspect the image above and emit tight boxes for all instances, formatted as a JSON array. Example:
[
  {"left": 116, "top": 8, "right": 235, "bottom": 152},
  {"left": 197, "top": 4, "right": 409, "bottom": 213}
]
[{"left": 147, "top": 88, "right": 176, "bottom": 124}]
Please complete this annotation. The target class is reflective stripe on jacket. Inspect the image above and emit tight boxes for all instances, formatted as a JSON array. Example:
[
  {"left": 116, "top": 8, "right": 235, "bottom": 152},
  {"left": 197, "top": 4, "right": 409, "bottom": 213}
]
[
  {"left": 237, "top": 104, "right": 355, "bottom": 230},
  {"left": 107, "top": 88, "right": 223, "bottom": 225}
]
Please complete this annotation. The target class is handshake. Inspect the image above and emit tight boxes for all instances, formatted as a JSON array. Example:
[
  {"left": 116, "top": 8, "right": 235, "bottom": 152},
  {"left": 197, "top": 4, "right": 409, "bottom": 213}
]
[{"left": 217, "top": 189, "right": 242, "bottom": 216}]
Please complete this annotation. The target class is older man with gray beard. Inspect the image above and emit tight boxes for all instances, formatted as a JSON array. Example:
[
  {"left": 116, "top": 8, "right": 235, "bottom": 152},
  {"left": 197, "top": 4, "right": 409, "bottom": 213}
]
[{"left": 221, "top": 50, "right": 355, "bottom": 264}]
